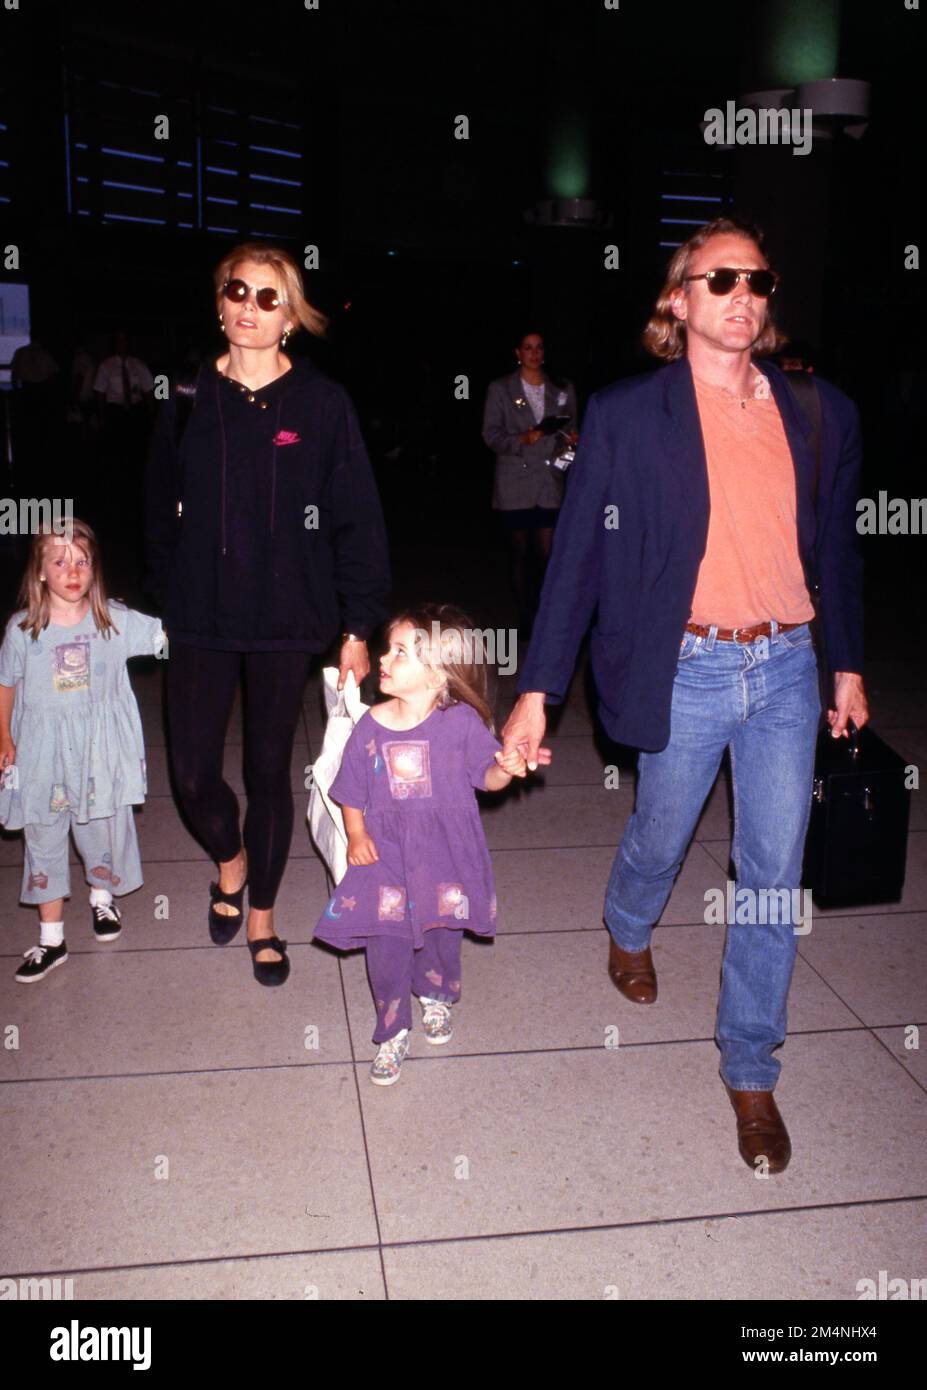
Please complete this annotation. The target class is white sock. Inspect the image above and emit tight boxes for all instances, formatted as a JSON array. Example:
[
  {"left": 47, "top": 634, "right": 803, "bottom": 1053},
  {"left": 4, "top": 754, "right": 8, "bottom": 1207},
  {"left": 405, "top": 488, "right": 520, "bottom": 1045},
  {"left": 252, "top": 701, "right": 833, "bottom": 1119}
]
[
  {"left": 89, "top": 888, "right": 113, "bottom": 908},
  {"left": 39, "top": 920, "right": 65, "bottom": 948}
]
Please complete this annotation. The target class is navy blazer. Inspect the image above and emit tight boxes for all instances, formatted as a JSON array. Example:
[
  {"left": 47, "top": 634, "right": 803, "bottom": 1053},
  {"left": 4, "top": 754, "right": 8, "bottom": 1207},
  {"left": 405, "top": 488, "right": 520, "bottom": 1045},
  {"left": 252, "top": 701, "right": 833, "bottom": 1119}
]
[{"left": 516, "top": 357, "right": 864, "bottom": 751}]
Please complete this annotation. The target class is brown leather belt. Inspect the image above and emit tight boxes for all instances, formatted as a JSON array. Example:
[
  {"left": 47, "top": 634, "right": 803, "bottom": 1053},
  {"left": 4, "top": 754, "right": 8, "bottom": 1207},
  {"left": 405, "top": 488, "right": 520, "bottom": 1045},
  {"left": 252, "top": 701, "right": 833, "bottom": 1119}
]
[{"left": 685, "top": 620, "right": 806, "bottom": 644}]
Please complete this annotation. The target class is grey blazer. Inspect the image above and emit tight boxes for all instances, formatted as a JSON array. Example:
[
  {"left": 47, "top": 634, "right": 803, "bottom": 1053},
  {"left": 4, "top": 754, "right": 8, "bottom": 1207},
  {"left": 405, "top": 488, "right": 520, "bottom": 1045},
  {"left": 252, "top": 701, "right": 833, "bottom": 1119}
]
[{"left": 482, "top": 371, "right": 578, "bottom": 510}]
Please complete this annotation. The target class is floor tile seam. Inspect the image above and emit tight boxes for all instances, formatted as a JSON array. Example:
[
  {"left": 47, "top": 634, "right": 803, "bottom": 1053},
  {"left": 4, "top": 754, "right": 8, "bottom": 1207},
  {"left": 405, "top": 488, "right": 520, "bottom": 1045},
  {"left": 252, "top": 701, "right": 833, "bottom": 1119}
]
[
  {"left": 865, "top": 1027, "right": 927, "bottom": 1099},
  {"left": 795, "top": 951, "right": 927, "bottom": 1097},
  {"left": 3, "top": 1024, "right": 914, "bottom": 1086},
  {"left": 6, "top": 1193, "right": 926, "bottom": 1284},
  {"left": 3, "top": 908, "right": 926, "bottom": 959},
  {"left": 337, "top": 953, "right": 390, "bottom": 1299}
]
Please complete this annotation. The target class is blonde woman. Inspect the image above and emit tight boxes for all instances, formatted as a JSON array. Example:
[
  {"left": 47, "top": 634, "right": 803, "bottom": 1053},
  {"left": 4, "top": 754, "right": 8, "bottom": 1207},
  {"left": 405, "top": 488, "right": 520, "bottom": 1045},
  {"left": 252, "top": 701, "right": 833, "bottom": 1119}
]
[{"left": 145, "top": 243, "right": 390, "bottom": 986}]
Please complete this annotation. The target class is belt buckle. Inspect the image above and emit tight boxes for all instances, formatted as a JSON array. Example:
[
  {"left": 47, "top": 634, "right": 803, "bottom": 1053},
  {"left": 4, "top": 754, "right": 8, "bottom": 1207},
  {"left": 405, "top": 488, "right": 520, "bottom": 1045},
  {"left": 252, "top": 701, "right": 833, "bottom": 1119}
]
[{"left": 731, "top": 626, "right": 747, "bottom": 643}]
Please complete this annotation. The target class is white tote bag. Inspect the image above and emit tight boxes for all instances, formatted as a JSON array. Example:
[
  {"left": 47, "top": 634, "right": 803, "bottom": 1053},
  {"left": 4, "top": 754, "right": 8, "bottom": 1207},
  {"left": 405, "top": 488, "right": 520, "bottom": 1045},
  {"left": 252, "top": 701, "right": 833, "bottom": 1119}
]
[{"left": 307, "top": 667, "right": 369, "bottom": 886}]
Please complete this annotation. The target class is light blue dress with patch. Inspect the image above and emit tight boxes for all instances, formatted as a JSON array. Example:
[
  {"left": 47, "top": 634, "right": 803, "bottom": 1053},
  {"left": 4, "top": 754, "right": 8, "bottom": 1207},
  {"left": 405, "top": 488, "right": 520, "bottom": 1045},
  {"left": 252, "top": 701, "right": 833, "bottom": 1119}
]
[{"left": 0, "top": 602, "right": 164, "bottom": 830}]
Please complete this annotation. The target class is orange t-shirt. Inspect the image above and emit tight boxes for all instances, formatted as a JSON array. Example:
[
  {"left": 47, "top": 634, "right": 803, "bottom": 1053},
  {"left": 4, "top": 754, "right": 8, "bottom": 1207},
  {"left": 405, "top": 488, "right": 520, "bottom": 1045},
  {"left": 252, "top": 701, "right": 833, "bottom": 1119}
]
[{"left": 689, "top": 368, "right": 815, "bottom": 628}]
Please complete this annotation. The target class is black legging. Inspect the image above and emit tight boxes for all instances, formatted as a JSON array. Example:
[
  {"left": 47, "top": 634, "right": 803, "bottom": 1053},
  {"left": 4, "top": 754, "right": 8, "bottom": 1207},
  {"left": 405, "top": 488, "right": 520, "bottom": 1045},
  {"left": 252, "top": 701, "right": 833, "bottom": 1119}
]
[
  {"left": 508, "top": 526, "right": 554, "bottom": 631},
  {"left": 165, "top": 642, "right": 312, "bottom": 909}
]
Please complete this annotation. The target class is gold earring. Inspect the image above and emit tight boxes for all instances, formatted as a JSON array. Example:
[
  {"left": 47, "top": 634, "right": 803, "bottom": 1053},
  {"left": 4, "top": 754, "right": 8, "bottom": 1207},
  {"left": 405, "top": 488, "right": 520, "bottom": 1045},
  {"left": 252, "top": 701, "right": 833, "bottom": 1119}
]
[{"left": 281, "top": 330, "right": 290, "bottom": 348}]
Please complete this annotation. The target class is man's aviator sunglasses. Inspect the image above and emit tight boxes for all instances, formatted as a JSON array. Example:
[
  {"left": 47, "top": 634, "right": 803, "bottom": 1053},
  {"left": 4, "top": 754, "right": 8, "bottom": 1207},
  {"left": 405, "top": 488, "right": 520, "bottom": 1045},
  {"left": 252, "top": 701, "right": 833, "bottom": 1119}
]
[
  {"left": 222, "top": 279, "right": 283, "bottom": 312},
  {"left": 683, "top": 267, "right": 779, "bottom": 298}
]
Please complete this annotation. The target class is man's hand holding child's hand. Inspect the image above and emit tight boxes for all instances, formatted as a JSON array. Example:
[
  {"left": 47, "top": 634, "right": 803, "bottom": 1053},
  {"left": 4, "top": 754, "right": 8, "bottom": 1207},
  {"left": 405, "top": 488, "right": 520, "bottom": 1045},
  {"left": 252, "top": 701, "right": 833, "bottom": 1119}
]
[{"left": 494, "top": 747, "right": 528, "bottom": 778}]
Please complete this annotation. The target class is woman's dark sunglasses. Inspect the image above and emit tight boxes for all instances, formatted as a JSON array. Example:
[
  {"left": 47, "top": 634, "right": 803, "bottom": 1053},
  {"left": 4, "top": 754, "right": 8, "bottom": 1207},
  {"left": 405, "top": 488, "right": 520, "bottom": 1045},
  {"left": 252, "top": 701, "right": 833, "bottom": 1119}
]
[
  {"left": 222, "top": 279, "right": 282, "bottom": 312},
  {"left": 683, "top": 268, "right": 779, "bottom": 298}
]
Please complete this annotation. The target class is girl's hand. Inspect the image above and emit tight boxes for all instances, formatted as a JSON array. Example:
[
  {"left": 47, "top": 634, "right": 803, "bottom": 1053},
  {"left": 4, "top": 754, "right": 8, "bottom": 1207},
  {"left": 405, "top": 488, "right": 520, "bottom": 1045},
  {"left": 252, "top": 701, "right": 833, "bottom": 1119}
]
[
  {"left": 494, "top": 747, "right": 528, "bottom": 778},
  {"left": 0, "top": 738, "right": 15, "bottom": 770},
  {"left": 347, "top": 830, "right": 378, "bottom": 866}
]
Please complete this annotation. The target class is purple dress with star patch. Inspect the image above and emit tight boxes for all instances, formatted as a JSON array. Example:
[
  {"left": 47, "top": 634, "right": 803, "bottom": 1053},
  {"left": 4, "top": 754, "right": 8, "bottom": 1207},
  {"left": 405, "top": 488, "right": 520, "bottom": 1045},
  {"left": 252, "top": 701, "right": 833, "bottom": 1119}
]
[{"left": 313, "top": 701, "right": 500, "bottom": 950}]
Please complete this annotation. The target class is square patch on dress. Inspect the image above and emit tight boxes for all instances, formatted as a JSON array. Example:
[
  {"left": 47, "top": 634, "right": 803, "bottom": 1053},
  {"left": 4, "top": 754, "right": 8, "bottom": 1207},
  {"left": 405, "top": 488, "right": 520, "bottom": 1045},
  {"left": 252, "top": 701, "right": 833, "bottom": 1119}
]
[
  {"left": 438, "top": 882, "right": 469, "bottom": 919},
  {"left": 382, "top": 740, "right": 432, "bottom": 799},
  {"left": 52, "top": 637, "right": 90, "bottom": 693},
  {"left": 378, "top": 885, "right": 407, "bottom": 921}
]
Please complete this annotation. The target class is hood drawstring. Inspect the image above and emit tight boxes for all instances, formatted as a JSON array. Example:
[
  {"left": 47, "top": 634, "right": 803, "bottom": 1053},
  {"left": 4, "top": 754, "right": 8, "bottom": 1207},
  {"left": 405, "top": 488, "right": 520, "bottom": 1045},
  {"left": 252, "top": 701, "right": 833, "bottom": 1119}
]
[
  {"left": 270, "top": 398, "right": 283, "bottom": 535},
  {"left": 215, "top": 372, "right": 228, "bottom": 557}
]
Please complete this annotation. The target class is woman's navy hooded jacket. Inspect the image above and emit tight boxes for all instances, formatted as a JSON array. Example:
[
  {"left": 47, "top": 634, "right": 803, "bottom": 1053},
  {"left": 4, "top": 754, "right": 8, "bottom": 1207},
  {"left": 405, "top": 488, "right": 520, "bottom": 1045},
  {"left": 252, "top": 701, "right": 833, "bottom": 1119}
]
[{"left": 144, "top": 355, "right": 391, "bottom": 651}]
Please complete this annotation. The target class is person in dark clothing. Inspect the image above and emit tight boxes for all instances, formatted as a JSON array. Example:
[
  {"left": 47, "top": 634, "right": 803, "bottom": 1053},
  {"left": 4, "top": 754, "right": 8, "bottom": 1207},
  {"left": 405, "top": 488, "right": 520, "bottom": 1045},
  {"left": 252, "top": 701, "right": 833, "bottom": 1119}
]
[{"left": 145, "top": 242, "right": 391, "bottom": 985}]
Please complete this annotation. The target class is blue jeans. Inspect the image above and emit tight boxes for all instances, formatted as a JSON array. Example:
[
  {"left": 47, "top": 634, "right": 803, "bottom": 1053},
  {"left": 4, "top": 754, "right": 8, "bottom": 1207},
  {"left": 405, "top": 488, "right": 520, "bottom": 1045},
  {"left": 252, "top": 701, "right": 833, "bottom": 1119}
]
[{"left": 604, "top": 621, "right": 821, "bottom": 1091}]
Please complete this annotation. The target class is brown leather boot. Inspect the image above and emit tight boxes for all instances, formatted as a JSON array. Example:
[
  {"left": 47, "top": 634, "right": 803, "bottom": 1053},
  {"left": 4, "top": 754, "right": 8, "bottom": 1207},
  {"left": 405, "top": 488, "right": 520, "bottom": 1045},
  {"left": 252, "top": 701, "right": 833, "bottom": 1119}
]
[
  {"left": 725, "top": 1085, "right": 791, "bottom": 1174},
  {"left": 607, "top": 938, "right": 657, "bottom": 1004}
]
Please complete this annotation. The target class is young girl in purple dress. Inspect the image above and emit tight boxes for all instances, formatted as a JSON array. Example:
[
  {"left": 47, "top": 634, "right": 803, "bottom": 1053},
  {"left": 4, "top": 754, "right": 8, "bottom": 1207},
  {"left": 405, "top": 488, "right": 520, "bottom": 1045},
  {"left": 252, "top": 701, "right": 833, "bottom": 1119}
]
[{"left": 313, "top": 603, "right": 527, "bottom": 1084}]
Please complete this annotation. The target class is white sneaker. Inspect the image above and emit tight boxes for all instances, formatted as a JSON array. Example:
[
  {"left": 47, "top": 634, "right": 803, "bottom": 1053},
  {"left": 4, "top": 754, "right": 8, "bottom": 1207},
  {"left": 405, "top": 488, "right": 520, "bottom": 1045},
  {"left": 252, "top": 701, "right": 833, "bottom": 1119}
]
[
  {"left": 370, "top": 1029, "right": 411, "bottom": 1085},
  {"left": 419, "top": 996, "right": 453, "bottom": 1044}
]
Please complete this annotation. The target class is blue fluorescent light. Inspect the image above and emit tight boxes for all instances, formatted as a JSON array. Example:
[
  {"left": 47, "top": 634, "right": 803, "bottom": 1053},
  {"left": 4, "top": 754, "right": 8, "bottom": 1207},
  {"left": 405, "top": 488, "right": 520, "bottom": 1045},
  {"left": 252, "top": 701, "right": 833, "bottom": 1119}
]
[
  {"left": 248, "top": 143, "right": 299, "bottom": 159},
  {"left": 100, "top": 147, "right": 165, "bottom": 164},
  {"left": 251, "top": 114, "right": 301, "bottom": 130},
  {"left": 103, "top": 212, "right": 167, "bottom": 225},
  {"left": 102, "top": 180, "right": 166, "bottom": 194},
  {"left": 249, "top": 172, "right": 302, "bottom": 187}
]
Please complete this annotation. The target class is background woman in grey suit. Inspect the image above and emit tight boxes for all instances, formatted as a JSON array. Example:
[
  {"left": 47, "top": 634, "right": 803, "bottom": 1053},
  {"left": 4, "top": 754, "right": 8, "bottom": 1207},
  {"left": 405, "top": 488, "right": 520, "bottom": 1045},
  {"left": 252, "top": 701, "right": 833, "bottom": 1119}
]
[{"left": 482, "top": 331, "right": 578, "bottom": 638}]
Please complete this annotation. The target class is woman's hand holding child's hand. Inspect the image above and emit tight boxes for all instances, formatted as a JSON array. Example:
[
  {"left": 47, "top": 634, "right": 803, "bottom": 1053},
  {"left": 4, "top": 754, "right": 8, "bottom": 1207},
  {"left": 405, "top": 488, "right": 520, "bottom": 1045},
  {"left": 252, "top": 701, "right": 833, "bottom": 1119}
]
[{"left": 347, "top": 830, "right": 379, "bottom": 866}]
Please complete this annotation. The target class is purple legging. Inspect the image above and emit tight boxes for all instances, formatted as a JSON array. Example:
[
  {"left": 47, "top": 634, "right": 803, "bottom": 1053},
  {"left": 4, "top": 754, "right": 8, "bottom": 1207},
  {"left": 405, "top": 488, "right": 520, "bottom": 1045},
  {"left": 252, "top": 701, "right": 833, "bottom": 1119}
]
[
  {"left": 165, "top": 641, "right": 312, "bottom": 909},
  {"left": 366, "top": 928, "right": 463, "bottom": 1042}
]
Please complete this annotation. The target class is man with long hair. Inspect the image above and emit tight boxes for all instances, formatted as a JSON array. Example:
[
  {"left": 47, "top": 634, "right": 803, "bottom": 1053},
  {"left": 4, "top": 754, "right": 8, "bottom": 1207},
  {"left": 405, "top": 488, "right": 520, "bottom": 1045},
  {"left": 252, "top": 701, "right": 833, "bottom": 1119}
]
[{"left": 502, "top": 217, "right": 868, "bottom": 1173}]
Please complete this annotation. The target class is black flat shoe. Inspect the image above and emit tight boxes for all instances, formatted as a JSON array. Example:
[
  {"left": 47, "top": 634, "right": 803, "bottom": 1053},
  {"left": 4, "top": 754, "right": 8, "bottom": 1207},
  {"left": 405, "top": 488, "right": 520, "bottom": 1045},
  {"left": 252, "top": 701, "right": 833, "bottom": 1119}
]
[
  {"left": 208, "top": 876, "right": 248, "bottom": 944},
  {"left": 247, "top": 935, "right": 290, "bottom": 987}
]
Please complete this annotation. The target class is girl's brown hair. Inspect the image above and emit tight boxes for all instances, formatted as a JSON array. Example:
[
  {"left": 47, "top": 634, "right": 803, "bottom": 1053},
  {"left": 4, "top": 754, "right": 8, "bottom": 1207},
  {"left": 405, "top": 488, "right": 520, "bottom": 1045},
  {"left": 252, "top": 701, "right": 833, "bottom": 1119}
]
[
  {"left": 642, "top": 216, "right": 786, "bottom": 362},
  {"left": 214, "top": 242, "right": 328, "bottom": 339},
  {"left": 388, "top": 602, "right": 496, "bottom": 734},
  {"left": 18, "top": 518, "right": 116, "bottom": 641}
]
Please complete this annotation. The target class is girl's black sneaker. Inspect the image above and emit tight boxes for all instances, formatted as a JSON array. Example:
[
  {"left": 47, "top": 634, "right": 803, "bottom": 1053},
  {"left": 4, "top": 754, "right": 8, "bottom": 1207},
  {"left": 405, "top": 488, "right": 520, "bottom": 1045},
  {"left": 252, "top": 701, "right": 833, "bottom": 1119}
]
[
  {"left": 92, "top": 900, "right": 122, "bottom": 941},
  {"left": 15, "top": 941, "right": 68, "bottom": 983}
]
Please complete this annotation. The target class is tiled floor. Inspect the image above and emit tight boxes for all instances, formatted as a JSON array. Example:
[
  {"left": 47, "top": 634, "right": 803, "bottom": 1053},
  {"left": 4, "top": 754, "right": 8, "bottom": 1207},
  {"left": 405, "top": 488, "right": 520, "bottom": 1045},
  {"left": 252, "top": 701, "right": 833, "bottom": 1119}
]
[{"left": 1, "top": 597, "right": 925, "bottom": 1300}]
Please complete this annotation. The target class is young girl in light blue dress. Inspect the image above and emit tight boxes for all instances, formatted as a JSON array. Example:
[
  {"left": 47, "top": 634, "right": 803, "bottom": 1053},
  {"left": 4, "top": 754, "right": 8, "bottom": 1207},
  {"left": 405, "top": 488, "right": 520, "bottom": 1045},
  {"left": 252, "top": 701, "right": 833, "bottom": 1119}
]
[{"left": 0, "top": 519, "right": 164, "bottom": 982}]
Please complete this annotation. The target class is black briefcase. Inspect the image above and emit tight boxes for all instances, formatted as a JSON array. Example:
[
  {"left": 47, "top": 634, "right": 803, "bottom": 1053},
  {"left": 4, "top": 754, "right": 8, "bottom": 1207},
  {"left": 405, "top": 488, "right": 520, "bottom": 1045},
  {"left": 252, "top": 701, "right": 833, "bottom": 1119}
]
[{"left": 803, "top": 723, "right": 912, "bottom": 907}]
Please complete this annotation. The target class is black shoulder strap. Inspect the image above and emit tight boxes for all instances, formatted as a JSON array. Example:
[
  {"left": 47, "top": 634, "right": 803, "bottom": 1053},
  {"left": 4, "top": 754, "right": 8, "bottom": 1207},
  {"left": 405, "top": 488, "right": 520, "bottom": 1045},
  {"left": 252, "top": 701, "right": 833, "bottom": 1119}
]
[{"left": 784, "top": 372, "right": 822, "bottom": 505}]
